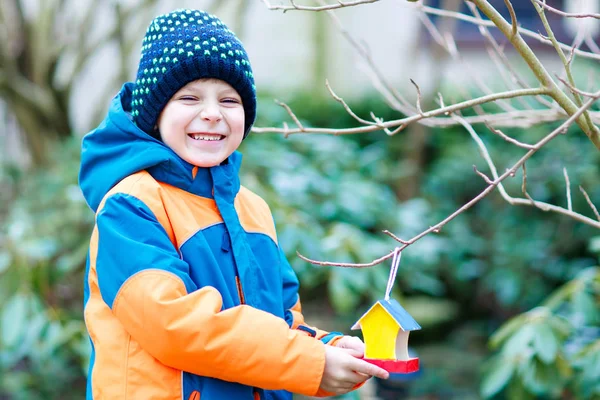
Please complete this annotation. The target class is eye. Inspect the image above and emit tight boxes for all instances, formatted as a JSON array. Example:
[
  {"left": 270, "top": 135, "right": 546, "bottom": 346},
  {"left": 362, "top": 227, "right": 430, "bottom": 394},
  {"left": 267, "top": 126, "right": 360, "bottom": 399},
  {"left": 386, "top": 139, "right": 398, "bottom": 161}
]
[
  {"left": 178, "top": 95, "right": 198, "bottom": 101},
  {"left": 221, "top": 97, "right": 241, "bottom": 104}
]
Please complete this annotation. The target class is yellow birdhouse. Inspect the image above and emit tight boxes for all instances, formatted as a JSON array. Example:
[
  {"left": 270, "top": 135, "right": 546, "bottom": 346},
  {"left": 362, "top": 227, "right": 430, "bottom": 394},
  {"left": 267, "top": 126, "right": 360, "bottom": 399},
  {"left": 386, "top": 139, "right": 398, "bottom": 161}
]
[{"left": 351, "top": 250, "right": 420, "bottom": 373}]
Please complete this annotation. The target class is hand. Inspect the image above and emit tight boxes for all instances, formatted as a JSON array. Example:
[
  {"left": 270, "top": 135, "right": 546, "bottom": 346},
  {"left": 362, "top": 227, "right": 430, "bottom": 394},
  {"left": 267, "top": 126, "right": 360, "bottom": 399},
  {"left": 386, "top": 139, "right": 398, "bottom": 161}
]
[
  {"left": 335, "top": 335, "right": 365, "bottom": 358},
  {"left": 319, "top": 345, "right": 389, "bottom": 395}
]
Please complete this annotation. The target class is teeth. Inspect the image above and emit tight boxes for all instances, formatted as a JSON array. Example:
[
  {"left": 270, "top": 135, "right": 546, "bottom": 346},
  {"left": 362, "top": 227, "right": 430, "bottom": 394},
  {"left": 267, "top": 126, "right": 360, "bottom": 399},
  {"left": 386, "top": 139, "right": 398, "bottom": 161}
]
[{"left": 192, "top": 134, "right": 221, "bottom": 141}]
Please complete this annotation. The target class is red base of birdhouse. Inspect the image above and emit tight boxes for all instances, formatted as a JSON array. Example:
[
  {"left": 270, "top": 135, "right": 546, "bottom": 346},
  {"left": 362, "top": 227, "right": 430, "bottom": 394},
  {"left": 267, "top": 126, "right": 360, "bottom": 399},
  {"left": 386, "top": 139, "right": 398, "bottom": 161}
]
[{"left": 362, "top": 357, "right": 419, "bottom": 374}]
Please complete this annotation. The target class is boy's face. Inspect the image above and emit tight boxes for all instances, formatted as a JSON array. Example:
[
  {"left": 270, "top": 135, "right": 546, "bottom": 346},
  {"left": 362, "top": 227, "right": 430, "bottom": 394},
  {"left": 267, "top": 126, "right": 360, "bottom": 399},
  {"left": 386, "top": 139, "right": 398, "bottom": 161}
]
[{"left": 157, "top": 78, "right": 245, "bottom": 168}]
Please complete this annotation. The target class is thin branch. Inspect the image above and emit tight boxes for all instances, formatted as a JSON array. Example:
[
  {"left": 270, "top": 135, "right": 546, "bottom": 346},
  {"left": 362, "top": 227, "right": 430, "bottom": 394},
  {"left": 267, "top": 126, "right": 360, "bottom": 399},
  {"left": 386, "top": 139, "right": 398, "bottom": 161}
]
[
  {"left": 532, "top": 0, "right": 594, "bottom": 135},
  {"left": 296, "top": 248, "right": 396, "bottom": 268},
  {"left": 580, "top": 186, "right": 600, "bottom": 221},
  {"left": 323, "top": 6, "right": 416, "bottom": 115},
  {"left": 302, "top": 91, "right": 600, "bottom": 267},
  {"left": 382, "top": 230, "right": 410, "bottom": 245},
  {"left": 533, "top": 0, "right": 600, "bottom": 19},
  {"left": 472, "top": 0, "right": 600, "bottom": 150},
  {"left": 474, "top": 165, "right": 494, "bottom": 184},
  {"left": 262, "top": 0, "right": 379, "bottom": 12},
  {"left": 418, "top": 4, "right": 600, "bottom": 61},
  {"left": 459, "top": 93, "right": 600, "bottom": 229},
  {"left": 521, "top": 163, "right": 540, "bottom": 206},
  {"left": 325, "top": 79, "right": 380, "bottom": 126},
  {"left": 465, "top": 2, "right": 556, "bottom": 111},
  {"left": 485, "top": 121, "right": 535, "bottom": 149},
  {"left": 410, "top": 79, "right": 424, "bottom": 115},
  {"left": 418, "top": 11, "right": 517, "bottom": 113},
  {"left": 254, "top": 87, "right": 550, "bottom": 135},
  {"left": 503, "top": 0, "right": 518, "bottom": 38},
  {"left": 275, "top": 99, "right": 305, "bottom": 135},
  {"left": 563, "top": 167, "right": 572, "bottom": 211},
  {"left": 556, "top": 76, "right": 600, "bottom": 98}
]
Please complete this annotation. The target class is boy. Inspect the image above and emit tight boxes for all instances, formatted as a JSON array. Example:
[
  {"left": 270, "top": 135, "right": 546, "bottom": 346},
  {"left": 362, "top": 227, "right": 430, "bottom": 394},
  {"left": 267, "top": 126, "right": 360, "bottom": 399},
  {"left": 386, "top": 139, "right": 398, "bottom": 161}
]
[{"left": 79, "top": 9, "right": 388, "bottom": 400}]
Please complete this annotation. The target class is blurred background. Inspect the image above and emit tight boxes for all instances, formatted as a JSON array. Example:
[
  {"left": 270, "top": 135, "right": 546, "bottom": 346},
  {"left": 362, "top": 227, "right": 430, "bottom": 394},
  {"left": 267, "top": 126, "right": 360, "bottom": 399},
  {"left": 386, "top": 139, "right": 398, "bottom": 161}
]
[{"left": 1, "top": 0, "right": 599, "bottom": 399}]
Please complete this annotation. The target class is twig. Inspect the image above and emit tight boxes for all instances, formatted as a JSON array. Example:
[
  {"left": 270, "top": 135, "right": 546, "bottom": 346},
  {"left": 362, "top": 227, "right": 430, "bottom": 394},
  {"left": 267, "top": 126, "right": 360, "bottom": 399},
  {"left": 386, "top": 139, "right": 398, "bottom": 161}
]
[
  {"left": 503, "top": 0, "right": 518, "bottom": 38},
  {"left": 418, "top": 11, "right": 517, "bottom": 113},
  {"left": 580, "top": 186, "right": 600, "bottom": 221},
  {"left": 296, "top": 248, "right": 396, "bottom": 268},
  {"left": 325, "top": 79, "right": 380, "bottom": 126},
  {"left": 323, "top": 6, "right": 416, "bottom": 115},
  {"left": 533, "top": 0, "right": 595, "bottom": 136},
  {"left": 254, "top": 87, "right": 550, "bottom": 135},
  {"left": 410, "top": 79, "right": 424, "bottom": 115},
  {"left": 485, "top": 121, "right": 535, "bottom": 149},
  {"left": 262, "top": 0, "right": 379, "bottom": 12},
  {"left": 533, "top": 0, "right": 600, "bottom": 19},
  {"left": 472, "top": 0, "right": 600, "bottom": 150},
  {"left": 563, "top": 167, "right": 572, "bottom": 211},
  {"left": 474, "top": 165, "right": 494, "bottom": 184},
  {"left": 521, "top": 163, "right": 540, "bottom": 206},
  {"left": 556, "top": 76, "right": 600, "bottom": 98},
  {"left": 301, "top": 92, "right": 600, "bottom": 267},
  {"left": 275, "top": 100, "right": 304, "bottom": 136},
  {"left": 417, "top": 4, "right": 600, "bottom": 61},
  {"left": 382, "top": 230, "right": 409, "bottom": 245},
  {"left": 465, "top": 2, "right": 556, "bottom": 111}
]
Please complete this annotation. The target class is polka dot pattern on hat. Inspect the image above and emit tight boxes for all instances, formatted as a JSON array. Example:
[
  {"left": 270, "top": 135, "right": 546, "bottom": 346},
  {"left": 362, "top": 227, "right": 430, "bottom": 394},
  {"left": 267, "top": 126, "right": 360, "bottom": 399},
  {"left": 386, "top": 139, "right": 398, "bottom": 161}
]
[{"left": 131, "top": 9, "right": 256, "bottom": 137}]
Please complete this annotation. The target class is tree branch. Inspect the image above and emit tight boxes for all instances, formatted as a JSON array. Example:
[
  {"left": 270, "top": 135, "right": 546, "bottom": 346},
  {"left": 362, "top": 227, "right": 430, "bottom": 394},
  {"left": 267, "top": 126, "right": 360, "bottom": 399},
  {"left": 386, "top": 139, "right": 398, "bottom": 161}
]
[
  {"left": 471, "top": 0, "right": 600, "bottom": 150},
  {"left": 262, "top": 0, "right": 380, "bottom": 12},
  {"left": 253, "top": 87, "right": 550, "bottom": 135},
  {"left": 299, "top": 90, "right": 600, "bottom": 267},
  {"left": 418, "top": 4, "right": 600, "bottom": 62},
  {"left": 533, "top": 0, "right": 600, "bottom": 19}
]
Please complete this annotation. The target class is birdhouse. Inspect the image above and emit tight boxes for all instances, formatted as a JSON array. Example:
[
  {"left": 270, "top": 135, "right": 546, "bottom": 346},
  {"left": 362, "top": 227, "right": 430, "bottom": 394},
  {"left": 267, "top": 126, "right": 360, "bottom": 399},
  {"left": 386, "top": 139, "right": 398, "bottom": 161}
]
[{"left": 351, "top": 249, "right": 420, "bottom": 373}]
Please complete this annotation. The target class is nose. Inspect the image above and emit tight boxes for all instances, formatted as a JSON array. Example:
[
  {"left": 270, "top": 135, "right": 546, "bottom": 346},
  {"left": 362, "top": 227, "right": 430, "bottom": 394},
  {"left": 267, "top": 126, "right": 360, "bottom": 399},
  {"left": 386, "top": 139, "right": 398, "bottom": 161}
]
[{"left": 199, "top": 101, "right": 222, "bottom": 123}]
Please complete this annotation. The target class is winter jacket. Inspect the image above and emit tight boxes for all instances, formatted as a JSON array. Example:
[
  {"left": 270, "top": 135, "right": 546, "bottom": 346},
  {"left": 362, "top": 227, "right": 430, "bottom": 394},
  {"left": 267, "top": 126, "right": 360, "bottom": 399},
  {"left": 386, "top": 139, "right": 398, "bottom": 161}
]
[{"left": 79, "top": 83, "right": 341, "bottom": 400}]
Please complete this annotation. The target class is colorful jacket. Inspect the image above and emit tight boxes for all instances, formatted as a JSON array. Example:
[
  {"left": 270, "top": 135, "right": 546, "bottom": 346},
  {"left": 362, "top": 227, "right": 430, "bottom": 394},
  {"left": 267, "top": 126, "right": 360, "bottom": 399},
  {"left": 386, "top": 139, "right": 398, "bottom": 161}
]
[{"left": 79, "top": 83, "right": 342, "bottom": 400}]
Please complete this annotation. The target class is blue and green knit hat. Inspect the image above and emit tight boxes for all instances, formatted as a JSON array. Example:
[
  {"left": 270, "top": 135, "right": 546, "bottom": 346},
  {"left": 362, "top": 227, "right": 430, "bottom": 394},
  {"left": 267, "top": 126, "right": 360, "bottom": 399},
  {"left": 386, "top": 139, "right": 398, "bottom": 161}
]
[{"left": 131, "top": 9, "right": 256, "bottom": 137}]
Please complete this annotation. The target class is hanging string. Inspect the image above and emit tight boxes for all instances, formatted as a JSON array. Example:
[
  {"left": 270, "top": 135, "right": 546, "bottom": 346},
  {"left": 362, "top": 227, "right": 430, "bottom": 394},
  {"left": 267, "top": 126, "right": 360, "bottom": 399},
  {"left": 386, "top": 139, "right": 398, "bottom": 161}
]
[{"left": 384, "top": 247, "right": 402, "bottom": 301}]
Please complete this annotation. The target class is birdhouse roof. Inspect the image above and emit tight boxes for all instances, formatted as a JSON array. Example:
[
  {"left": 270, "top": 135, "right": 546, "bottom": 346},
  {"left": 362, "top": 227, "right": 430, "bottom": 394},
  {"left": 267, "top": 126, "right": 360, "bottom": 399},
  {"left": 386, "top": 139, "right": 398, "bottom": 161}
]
[{"left": 352, "top": 298, "right": 421, "bottom": 331}]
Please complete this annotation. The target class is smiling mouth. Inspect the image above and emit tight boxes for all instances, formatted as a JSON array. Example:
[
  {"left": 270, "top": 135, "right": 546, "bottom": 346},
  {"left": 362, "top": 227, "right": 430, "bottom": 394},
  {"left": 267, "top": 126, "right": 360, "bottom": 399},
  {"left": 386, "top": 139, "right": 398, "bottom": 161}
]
[{"left": 188, "top": 133, "right": 225, "bottom": 141}]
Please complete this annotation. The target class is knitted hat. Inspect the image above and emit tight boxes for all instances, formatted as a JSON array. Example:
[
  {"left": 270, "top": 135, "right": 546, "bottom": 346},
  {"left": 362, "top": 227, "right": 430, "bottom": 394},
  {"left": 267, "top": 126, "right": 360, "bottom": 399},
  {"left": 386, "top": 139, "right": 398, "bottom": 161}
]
[{"left": 131, "top": 9, "right": 256, "bottom": 137}]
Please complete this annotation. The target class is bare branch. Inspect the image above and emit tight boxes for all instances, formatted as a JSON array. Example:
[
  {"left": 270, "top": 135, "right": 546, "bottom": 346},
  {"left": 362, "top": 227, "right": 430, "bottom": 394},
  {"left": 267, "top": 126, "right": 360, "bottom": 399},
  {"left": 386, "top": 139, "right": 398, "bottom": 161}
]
[
  {"left": 485, "top": 121, "right": 535, "bottom": 149},
  {"left": 323, "top": 6, "right": 416, "bottom": 115},
  {"left": 382, "top": 230, "right": 410, "bottom": 245},
  {"left": 262, "top": 0, "right": 379, "bottom": 12},
  {"left": 464, "top": 2, "right": 556, "bottom": 111},
  {"left": 521, "top": 163, "right": 540, "bottom": 207},
  {"left": 418, "top": 4, "right": 600, "bottom": 61},
  {"left": 556, "top": 76, "right": 600, "bottom": 98},
  {"left": 301, "top": 92, "right": 600, "bottom": 267},
  {"left": 275, "top": 99, "right": 305, "bottom": 136},
  {"left": 474, "top": 165, "right": 494, "bottom": 184},
  {"left": 563, "top": 167, "right": 572, "bottom": 211},
  {"left": 533, "top": 0, "right": 600, "bottom": 19},
  {"left": 410, "top": 79, "right": 424, "bottom": 115},
  {"left": 532, "top": 0, "right": 595, "bottom": 135},
  {"left": 296, "top": 248, "right": 396, "bottom": 268},
  {"left": 325, "top": 79, "right": 380, "bottom": 126},
  {"left": 580, "top": 186, "right": 600, "bottom": 221},
  {"left": 503, "top": 0, "right": 518, "bottom": 38},
  {"left": 254, "top": 87, "right": 550, "bottom": 135},
  {"left": 472, "top": 0, "right": 600, "bottom": 149}
]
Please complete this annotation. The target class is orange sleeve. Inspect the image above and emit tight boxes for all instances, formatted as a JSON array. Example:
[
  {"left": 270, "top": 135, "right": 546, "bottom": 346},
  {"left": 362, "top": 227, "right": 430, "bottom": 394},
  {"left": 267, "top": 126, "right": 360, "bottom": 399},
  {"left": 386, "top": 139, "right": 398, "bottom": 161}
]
[
  {"left": 289, "top": 298, "right": 343, "bottom": 345},
  {"left": 113, "top": 270, "right": 326, "bottom": 397}
]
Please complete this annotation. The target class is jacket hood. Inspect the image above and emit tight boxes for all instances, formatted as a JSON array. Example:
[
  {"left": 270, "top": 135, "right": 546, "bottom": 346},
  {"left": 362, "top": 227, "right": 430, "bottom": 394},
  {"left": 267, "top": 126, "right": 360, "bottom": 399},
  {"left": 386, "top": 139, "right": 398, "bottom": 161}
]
[{"left": 79, "top": 82, "right": 241, "bottom": 212}]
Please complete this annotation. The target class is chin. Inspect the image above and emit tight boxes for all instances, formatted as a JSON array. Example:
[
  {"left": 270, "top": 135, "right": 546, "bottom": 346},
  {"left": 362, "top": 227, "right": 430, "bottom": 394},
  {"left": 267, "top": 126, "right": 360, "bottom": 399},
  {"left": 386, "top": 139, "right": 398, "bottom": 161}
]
[{"left": 186, "top": 156, "right": 223, "bottom": 168}]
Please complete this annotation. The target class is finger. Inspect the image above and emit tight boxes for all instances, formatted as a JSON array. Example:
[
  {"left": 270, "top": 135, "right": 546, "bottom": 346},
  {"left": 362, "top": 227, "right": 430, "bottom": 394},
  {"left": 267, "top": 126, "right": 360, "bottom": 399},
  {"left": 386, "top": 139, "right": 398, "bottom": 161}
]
[
  {"left": 351, "top": 359, "right": 390, "bottom": 380},
  {"left": 339, "top": 346, "right": 363, "bottom": 358}
]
